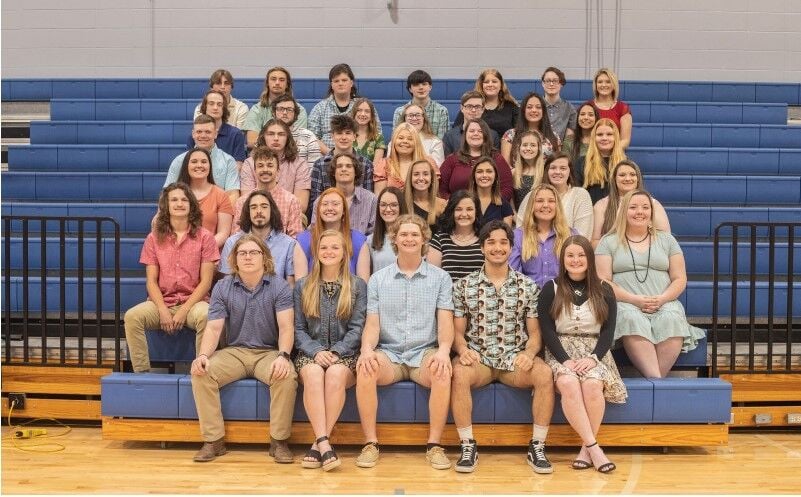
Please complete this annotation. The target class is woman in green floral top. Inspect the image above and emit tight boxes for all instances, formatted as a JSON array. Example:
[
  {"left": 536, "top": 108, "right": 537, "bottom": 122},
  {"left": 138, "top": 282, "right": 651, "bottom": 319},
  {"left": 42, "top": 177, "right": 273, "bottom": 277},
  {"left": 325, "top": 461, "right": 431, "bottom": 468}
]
[{"left": 351, "top": 98, "right": 386, "bottom": 162}]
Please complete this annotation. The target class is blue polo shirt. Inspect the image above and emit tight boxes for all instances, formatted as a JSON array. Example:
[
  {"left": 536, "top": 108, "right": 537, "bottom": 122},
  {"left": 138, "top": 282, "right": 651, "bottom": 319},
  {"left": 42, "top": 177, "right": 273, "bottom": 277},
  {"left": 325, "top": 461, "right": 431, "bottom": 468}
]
[
  {"left": 186, "top": 122, "right": 246, "bottom": 162},
  {"left": 208, "top": 273, "right": 293, "bottom": 349}
]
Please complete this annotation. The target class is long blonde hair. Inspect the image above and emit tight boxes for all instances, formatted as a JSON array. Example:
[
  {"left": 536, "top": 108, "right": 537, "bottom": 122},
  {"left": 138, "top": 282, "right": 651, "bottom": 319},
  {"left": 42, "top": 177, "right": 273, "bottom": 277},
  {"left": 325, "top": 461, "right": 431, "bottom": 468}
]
[
  {"left": 583, "top": 119, "right": 626, "bottom": 190},
  {"left": 521, "top": 184, "right": 571, "bottom": 261},
  {"left": 386, "top": 123, "right": 429, "bottom": 182},
  {"left": 404, "top": 159, "right": 440, "bottom": 226},
  {"left": 510, "top": 129, "right": 545, "bottom": 189},
  {"left": 610, "top": 189, "right": 657, "bottom": 247},
  {"left": 301, "top": 230, "right": 354, "bottom": 319}
]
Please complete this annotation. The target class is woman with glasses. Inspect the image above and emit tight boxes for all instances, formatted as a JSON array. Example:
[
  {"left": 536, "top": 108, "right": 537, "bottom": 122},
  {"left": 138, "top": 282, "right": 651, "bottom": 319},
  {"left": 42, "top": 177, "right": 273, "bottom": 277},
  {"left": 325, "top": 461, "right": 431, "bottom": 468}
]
[
  {"left": 356, "top": 187, "right": 407, "bottom": 280},
  {"left": 401, "top": 103, "right": 445, "bottom": 166}
]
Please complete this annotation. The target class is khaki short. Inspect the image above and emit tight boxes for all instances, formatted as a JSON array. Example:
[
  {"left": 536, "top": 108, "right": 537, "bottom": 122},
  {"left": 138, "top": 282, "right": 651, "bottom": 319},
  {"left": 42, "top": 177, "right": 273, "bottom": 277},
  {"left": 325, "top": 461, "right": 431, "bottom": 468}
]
[
  {"left": 378, "top": 348, "right": 438, "bottom": 385},
  {"left": 473, "top": 361, "right": 523, "bottom": 388}
]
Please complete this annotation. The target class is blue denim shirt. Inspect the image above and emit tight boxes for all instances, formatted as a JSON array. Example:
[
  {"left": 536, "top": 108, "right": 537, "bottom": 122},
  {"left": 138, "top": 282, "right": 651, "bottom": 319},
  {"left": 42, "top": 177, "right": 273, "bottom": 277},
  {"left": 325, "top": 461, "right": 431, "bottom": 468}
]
[{"left": 293, "top": 275, "right": 367, "bottom": 358}]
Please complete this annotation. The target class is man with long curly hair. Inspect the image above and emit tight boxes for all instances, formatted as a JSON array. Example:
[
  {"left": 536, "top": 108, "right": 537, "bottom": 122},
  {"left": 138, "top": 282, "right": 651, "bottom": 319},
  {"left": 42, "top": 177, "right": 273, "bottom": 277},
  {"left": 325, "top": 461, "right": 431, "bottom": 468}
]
[{"left": 124, "top": 183, "right": 220, "bottom": 372}]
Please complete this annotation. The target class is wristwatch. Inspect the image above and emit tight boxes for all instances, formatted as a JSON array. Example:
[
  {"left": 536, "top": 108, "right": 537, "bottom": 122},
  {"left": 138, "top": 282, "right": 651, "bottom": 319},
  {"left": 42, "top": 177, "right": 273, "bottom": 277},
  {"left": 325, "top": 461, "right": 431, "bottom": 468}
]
[{"left": 278, "top": 351, "right": 291, "bottom": 361}]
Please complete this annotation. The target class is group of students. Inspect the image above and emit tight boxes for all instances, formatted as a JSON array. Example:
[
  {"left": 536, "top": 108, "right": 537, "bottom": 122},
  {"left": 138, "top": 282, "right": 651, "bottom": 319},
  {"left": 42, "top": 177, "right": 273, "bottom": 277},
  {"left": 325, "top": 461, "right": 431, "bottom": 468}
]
[{"left": 123, "top": 62, "right": 704, "bottom": 473}]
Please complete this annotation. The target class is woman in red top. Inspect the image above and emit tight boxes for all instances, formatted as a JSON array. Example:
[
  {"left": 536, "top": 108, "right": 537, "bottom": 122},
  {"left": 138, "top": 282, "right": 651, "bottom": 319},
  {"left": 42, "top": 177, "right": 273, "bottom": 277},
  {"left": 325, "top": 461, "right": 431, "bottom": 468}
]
[
  {"left": 586, "top": 68, "right": 632, "bottom": 149},
  {"left": 439, "top": 119, "right": 514, "bottom": 202}
]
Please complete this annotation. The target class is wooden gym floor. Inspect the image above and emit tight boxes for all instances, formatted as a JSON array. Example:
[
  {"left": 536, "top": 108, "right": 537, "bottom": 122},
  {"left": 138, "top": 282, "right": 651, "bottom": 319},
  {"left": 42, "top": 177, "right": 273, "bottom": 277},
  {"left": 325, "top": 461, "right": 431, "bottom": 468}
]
[{"left": 2, "top": 427, "right": 800, "bottom": 494}]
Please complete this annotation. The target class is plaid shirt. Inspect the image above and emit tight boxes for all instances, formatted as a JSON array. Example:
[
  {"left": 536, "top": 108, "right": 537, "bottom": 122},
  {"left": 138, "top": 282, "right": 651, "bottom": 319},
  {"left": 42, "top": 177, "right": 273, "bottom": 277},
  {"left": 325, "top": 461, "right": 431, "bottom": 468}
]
[
  {"left": 308, "top": 96, "right": 382, "bottom": 149},
  {"left": 309, "top": 149, "right": 374, "bottom": 212},
  {"left": 453, "top": 266, "right": 539, "bottom": 371},
  {"left": 232, "top": 185, "right": 302, "bottom": 238},
  {"left": 392, "top": 98, "right": 450, "bottom": 139}
]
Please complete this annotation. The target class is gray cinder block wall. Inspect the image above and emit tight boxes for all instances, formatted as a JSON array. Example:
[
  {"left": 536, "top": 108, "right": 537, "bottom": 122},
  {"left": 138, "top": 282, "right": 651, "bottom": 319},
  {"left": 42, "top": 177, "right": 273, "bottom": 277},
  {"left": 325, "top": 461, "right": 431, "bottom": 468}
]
[{"left": 2, "top": 0, "right": 799, "bottom": 81}]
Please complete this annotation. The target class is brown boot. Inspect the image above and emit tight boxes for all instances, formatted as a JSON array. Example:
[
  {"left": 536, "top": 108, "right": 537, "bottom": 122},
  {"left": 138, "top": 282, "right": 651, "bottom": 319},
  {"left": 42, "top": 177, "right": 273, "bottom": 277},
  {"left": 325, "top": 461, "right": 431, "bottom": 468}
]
[
  {"left": 269, "top": 436, "right": 294, "bottom": 463},
  {"left": 193, "top": 438, "right": 226, "bottom": 462}
]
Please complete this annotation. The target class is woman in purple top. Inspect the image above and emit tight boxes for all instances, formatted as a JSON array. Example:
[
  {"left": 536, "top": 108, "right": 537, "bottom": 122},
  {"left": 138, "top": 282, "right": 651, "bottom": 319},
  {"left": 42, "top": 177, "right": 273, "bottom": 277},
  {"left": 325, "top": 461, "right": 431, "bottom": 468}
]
[
  {"left": 294, "top": 188, "right": 368, "bottom": 280},
  {"left": 510, "top": 183, "right": 576, "bottom": 288}
]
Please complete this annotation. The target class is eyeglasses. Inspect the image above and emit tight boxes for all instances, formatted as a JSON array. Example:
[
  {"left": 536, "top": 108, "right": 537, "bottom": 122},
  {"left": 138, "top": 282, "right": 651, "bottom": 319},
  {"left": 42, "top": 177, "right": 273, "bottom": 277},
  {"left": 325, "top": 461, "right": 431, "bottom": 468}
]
[
  {"left": 379, "top": 202, "right": 399, "bottom": 209},
  {"left": 463, "top": 104, "right": 483, "bottom": 111},
  {"left": 274, "top": 106, "right": 295, "bottom": 114},
  {"left": 404, "top": 113, "right": 423, "bottom": 119},
  {"left": 236, "top": 250, "right": 263, "bottom": 257},
  {"left": 542, "top": 79, "right": 561, "bottom": 85}
]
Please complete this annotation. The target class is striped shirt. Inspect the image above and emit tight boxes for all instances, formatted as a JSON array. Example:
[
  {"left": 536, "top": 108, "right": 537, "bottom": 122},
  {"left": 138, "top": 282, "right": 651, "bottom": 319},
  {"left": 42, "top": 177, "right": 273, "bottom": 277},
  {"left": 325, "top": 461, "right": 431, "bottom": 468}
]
[
  {"left": 293, "top": 127, "right": 323, "bottom": 175},
  {"left": 232, "top": 185, "right": 302, "bottom": 238},
  {"left": 428, "top": 232, "right": 485, "bottom": 282}
]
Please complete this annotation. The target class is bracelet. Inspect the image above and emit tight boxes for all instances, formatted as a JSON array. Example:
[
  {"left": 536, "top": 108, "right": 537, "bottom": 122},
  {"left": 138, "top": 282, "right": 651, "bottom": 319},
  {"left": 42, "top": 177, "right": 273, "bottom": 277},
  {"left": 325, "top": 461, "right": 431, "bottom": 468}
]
[
  {"left": 588, "top": 354, "right": 599, "bottom": 364},
  {"left": 278, "top": 351, "right": 291, "bottom": 361}
]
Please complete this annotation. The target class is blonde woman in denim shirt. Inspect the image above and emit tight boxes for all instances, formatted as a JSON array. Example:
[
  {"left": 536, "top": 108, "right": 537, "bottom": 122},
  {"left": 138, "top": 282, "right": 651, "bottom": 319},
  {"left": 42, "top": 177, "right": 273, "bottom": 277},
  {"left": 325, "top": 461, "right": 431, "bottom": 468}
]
[{"left": 294, "top": 229, "right": 367, "bottom": 471}]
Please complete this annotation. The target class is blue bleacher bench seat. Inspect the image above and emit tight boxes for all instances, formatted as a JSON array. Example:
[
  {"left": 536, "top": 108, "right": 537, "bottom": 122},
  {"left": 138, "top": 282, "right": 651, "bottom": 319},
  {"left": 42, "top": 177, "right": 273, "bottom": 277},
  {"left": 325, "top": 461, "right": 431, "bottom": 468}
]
[
  {"left": 100, "top": 373, "right": 732, "bottom": 426},
  {"left": 7, "top": 78, "right": 800, "bottom": 105}
]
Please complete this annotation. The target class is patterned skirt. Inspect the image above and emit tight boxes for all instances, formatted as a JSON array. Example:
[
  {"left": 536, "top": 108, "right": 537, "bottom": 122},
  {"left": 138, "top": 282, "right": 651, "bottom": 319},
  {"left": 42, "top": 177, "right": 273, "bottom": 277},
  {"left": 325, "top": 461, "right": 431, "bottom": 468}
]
[
  {"left": 294, "top": 352, "right": 358, "bottom": 375},
  {"left": 544, "top": 335, "right": 628, "bottom": 404}
]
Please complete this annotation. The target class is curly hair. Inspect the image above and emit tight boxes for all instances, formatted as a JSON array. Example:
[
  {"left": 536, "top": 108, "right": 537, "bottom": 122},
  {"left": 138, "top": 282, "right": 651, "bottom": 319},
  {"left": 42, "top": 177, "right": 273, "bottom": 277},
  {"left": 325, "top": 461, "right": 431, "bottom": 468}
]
[{"left": 154, "top": 182, "right": 203, "bottom": 243}]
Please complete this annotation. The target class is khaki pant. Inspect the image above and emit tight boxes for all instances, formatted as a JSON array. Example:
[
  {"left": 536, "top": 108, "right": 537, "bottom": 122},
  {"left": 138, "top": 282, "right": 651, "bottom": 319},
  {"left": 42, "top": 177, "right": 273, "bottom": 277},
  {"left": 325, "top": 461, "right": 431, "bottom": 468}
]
[
  {"left": 191, "top": 347, "right": 298, "bottom": 442},
  {"left": 123, "top": 301, "right": 208, "bottom": 372}
]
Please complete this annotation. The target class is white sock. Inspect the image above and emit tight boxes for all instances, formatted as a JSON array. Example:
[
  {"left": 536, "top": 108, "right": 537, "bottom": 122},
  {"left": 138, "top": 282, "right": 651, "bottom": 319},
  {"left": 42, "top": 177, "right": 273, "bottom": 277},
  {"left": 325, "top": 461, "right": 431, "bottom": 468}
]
[
  {"left": 457, "top": 426, "right": 474, "bottom": 442},
  {"left": 532, "top": 424, "right": 549, "bottom": 443}
]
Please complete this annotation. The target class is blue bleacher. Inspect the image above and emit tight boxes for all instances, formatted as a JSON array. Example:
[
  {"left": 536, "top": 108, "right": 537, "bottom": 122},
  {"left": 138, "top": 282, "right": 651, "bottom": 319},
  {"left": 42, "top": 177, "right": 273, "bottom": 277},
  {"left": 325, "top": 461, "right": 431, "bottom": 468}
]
[
  {"left": 5, "top": 171, "right": 799, "bottom": 206},
  {"left": 5, "top": 78, "right": 801, "bottom": 104},
  {"left": 49, "top": 98, "right": 789, "bottom": 125},
  {"left": 101, "top": 372, "right": 732, "bottom": 425}
]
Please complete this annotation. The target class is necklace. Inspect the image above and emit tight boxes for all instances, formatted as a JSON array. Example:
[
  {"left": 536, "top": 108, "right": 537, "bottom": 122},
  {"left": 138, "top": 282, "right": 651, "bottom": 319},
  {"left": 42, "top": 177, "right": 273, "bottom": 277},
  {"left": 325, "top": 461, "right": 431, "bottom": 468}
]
[
  {"left": 568, "top": 279, "right": 586, "bottom": 298},
  {"left": 626, "top": 232, "right": 651, "bottom": 283},
  {"left": 626, "top": 231, "right": 649, "bottom": 243}
]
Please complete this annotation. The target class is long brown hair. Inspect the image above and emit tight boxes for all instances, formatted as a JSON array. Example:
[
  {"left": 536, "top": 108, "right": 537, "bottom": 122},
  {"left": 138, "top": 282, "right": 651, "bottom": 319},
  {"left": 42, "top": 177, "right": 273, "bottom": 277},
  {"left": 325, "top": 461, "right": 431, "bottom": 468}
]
[
  {"left": 258, "top": 66, "right": 294, "bottom": 108},
  {"left": 350, "top": 97, "right": 380, "bottom": 141},
  {"left": 177, "top": 148, "right": 215, "bottom": 186},
  {"left": 458, "top": 118, "right": 494, "bottom": 163},
  {"left": 372, "top": 187, "right": 407, "bottom": 251},
  {"left": 602, "top": 160, "right": 644, "bottom": 235},
  {"left": 467, "top": 156, "right": 502, "bottom": 206},
  {"left": 551, "top": 235, "right": 609, "bottom": 323},
  {"left": 301, "top": 230, "right": 354, "bottom": 319},
  {"left": 475, "top": 68, "right": 518, "bottom": 108},
  {"left": 255, "top": 119, "right": 298, "bottom": 162},
  {"left": 154, "top": 183, "right": 203, "bottom": 243},
  {"left": 404, "top": 159, "right": 440, "bottom": 226}
]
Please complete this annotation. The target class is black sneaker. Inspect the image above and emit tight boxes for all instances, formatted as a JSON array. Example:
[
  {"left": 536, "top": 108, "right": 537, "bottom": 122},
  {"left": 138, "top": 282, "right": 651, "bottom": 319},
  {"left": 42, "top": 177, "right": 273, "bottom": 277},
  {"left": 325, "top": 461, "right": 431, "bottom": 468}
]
[
  {"left": 526, "top": 439, "right": 553, "bottom": 474},
  {"left": 455, "top": 439, "right": 478, "bottom": 473}
]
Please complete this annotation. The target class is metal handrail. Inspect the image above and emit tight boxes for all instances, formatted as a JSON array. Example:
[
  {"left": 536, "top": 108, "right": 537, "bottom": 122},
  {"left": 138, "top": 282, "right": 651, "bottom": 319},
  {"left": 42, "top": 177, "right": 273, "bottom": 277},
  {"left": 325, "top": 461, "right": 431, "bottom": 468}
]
[{"left": 2, "top": 215, "right": 121, "bottom": 371}]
